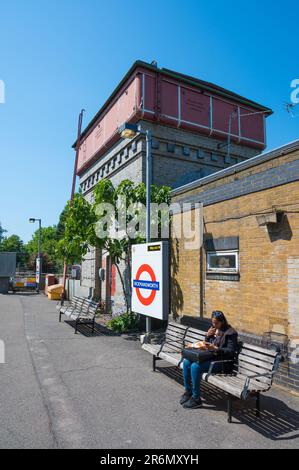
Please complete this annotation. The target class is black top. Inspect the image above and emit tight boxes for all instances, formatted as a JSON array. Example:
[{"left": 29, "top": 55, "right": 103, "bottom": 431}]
[{"left": 206, "top": 327, "right": 238, "bottom": 360}]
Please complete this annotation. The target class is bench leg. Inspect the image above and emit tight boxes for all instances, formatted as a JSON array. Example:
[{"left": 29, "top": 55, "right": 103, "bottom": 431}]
[
  {"left": 75, "top": 321, "right": 78, "bottom": 334},
  {"left": 153, "top": 355, "right": 157, "bottom": 372},
  {"left": 59, "top": 312, "right": 62, "bottom": 323},
  {"left": 227, "top": 397, "right": 233, "bottom": 423},
  {"left": 256, "top": 392, "right": 261, "bottom": 418},
  {"left": 92, "top": 318, "right": 95, "bottom": 335}
]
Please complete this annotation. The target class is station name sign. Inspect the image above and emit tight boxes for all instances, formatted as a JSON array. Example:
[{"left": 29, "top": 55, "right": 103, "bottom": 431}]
[{"left": 131, "top": 242, "right": 169, "bottom": 320}]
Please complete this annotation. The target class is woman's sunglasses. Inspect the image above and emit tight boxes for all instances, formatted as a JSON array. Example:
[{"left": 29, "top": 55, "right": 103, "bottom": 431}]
[{"left": 212, "top": 311, "right": 225, "bottom": 321}]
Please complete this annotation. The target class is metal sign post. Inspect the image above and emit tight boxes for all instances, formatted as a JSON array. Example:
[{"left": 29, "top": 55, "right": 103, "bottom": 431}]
[{"left": 36, "top": 257, "right": 41, "bottom": 292}]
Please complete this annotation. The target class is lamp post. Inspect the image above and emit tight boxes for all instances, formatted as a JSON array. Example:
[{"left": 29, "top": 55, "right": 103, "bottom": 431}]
[
  {"left": 29, "top": 218, "right": 42, "bottom": 293},
  {"left": 119, "top": 122, "right": 152, "bottom": 334}
]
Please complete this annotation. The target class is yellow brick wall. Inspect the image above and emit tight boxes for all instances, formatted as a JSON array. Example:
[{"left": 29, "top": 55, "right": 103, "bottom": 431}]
[{"left": 171, "top": 179, "right": 299, "bottom": 340}]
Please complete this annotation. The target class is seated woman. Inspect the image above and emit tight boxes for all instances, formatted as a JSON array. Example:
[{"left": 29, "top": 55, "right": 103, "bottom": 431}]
[{"left": 180, "top": 311, "right": 238, "bottom": 409}]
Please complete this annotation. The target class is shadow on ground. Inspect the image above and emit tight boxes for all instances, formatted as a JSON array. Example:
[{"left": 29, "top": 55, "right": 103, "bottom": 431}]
[
  {"left": 64, "top": 321, "right": 121, "bottom": 337},
  {"left": 157, "top": 364, "right": 299, "bottom": 442},
  {"left": 64, "top": 319, "right": 141, "bottom": 341}
]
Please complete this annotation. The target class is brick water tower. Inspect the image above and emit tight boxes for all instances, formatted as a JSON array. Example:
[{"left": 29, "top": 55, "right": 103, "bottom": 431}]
[{"left": 72, "top": 60, "right": 272, "bottom": 311}]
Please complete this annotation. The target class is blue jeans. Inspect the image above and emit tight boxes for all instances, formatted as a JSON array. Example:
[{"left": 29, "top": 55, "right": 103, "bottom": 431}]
[{"left": 183, "top": 359, "right": 223, "bottom": 399}]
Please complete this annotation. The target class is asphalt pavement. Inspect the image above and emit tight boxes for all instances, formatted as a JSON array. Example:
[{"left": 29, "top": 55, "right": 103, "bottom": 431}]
[{"left": 0, "top": 293, "right": 299, "bottom": 449}]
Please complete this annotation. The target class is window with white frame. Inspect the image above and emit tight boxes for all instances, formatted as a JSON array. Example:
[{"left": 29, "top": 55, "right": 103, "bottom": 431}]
[{"left": 206, "top": 250, "right": 239, "bottom": 274}]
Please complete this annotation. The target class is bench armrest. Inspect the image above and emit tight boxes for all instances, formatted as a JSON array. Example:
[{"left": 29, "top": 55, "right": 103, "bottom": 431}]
[
  {"left": 208, "top": 359, "right": 235, "bottom": 374},
  {"left": 244, "top": 371, "right": 275, "bottom": 386},
  {"left": 246, "top": 371, "right": 276, "bottom": 380},
  {"left": 56, "top": 299, "right": 64, "bottom": 309},
  {"left": 240, "top": 371, "right": 277, "bottom": 399}
]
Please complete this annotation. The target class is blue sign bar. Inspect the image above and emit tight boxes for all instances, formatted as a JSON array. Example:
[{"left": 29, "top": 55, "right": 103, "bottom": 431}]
[{"left": 133, "top": 280, "right": 160, "bottom": 291}]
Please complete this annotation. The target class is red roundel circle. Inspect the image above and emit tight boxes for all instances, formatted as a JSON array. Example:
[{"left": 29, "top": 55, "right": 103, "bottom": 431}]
[{"left": 135, "top": 264, "right": 157, "bottom": 306}]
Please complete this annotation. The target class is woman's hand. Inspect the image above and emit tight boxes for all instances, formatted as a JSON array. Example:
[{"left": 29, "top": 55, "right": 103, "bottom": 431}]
[
  {"left": 205, "top": 343, "right": 219, "bottom": 351},
  {"left": 206, "top": 327, "right": 216, "bottom": 338}
]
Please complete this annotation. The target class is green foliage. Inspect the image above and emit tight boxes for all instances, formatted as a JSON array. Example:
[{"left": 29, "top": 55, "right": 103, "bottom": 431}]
[
  {"left": 107, "top": 312, "right": 139, "bottom": 333},
  {"left": 26, "top": 226, "right": 58, "bottom": 257},
  {"left": 0, "top": 221, "right": 7, "bottom": 243},
  {"left": 56, "top": 179, "right": 171, "bottom": 309},
  {"left": 56, "top": 206, "right": 69, "bottom": 240},
  {"left": 56, "top": 193, "right": 97, "bottom": 264},
  {"left": 0, "top": 234, "right": 23, "bottom": 253},
  {"left": 92, "top": 179, "right": 171, "bottom": 311},
  {"left": 93, "top": 178, "right": 172, "bottom": 247},
  {"left": 25, "top": 226, "right": 63, "bottom": 272}
]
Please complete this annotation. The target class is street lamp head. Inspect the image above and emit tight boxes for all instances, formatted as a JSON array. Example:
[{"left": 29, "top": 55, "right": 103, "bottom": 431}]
[
  {"left": 119, "top": 122, "right": 139, "bottom": 140},
  {"left": 29, "top": 218, "right": 36, "bottom": 223}
]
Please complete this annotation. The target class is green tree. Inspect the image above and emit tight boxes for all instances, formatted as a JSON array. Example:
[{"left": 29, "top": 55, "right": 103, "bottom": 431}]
[
  {"left": 57, "top": 180, "right": 171, "bottom": 311},
  {"left": 25, "top": 226, "right": 64, "bottom": 273},
  {"left": 56, "top": 206, "right": 69, "bottom": 240},
  {"left": 56, "top": 193, "right": 97, "bottom": 265},
  {"left": 0, "top": 234, "right": 23, "bottom": 253},
  {"left": 0, "top": 221, "right": 7, "bottom": 243},
  {"left": 93, "top": 179, "right": 171, "bottom": 311}
]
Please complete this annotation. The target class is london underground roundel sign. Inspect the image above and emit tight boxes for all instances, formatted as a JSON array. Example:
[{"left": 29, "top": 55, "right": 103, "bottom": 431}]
[
  {"left": 131, "top": 243, "right": 169, "bottom": 320},
  {"left": 134, "top": 264, "right": 160, "bottom": 306}
]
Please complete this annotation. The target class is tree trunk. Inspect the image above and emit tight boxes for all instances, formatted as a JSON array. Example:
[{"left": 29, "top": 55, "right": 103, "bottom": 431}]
[{"left": 115, "top": 261, "right": 129, "bottom": 313}]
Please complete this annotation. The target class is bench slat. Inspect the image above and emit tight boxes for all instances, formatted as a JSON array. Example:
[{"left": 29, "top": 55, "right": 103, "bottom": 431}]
[
  {"left": 168, "top": 322, "right": 187, "bottom": 329},
  {"left": 162, "top": 343, "right": 183, "bottom": 353},
  {"left": 238, "top": 358, "right": 272, "bottom": 375},
  {"left": 236, "top": 373, "right": 271, "bottom": 390},
  {"left": 203, "top": 375, "right": 244, "bottom": 398},
  {"left": 185, "top": 327, "right": 206, "bottom": 336},
  {"left": 240, "top": 348, "right": 276, "bottom": 364},
  {"left": 184, "top": 329, "right": 206, "bottom": 343},
  {"left": 164, "top": 341, "right": 184, "bottom": 351},
  {"left": 166, "top": 328, "right": 186, "bottom": 339},
  {"left": 159, "top": 351, "right": 181, "bottom": 366},
  {"left": 242, "top": 342, "right": 278, "bottom": 358},
  {"left": 184, "top": 331, "right": 206, "bottom": 340},
  {"left": 142, "top": 344, "right": 161, "bottom": 355},
  {"left": 237, "top": 363, "right": 272, "bottom": 385},
  {"left": 238, "top": 354, "right": 274, "bottom": 371},
  {"left": 204, "top": 374, "right": 268, "bottom": 397}
]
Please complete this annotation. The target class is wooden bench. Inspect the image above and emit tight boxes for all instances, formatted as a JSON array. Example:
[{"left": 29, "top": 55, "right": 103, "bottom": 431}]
[
  {"left": 203, "top": 342, "right": 281, "bottom": 422},
  {"left": 57, "top": 296, "right": 84, "bottom": 321},
  {"left": 142, "top": 322, "right": 188, "bottom": 370},
  {"left": 58, "top": 296, "right": 100, "bottom": 334},
  {"left": 142, "top": 322, "right": 281, "bottom": 423}
]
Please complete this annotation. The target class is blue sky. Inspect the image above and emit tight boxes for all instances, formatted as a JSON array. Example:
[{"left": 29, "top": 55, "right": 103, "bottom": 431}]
[{"left": 0, "top": 0, "right": 298, "bottom": 242}]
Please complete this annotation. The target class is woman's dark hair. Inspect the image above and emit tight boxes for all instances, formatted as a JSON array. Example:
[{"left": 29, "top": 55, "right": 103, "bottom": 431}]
[{"left": 211, "top": 310, "right": 230, "bottom": 331}]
